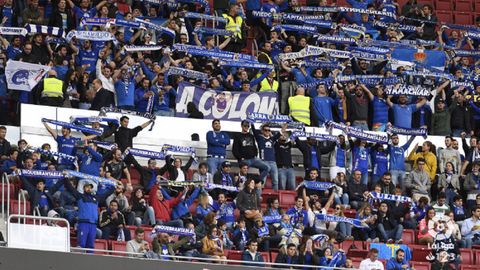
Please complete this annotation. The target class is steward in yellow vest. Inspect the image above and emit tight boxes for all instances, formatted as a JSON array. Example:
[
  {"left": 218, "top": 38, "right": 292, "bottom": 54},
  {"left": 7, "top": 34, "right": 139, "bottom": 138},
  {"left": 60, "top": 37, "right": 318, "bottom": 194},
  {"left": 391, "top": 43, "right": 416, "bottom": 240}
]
[
  {"left": 259, "top": 71, "right": 279, "bottom": 92},
  {"left": 37, "top": 70, "right": 66, "bottom": 107},
  {"left": 222, "top": 4, "right": 243, "bottom": 53},
  {"left": 288, "top": 87, "right": 311, "bottom": 126}
]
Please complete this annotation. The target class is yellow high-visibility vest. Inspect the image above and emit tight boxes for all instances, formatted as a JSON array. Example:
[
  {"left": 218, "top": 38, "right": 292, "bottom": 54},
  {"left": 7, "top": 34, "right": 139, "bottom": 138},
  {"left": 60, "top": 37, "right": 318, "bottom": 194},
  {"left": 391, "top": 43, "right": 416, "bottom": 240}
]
[
  {"left": 288, "top": 95, "right": 311, "bottom": 125},
  {"left": 222, "top": 14, "right": 242, "bottom": 39},
  {"left": 259, "top": 77, "right": 279, "bottom": 92},
  {"left": 42, "top": 77, "right": 63, "bottom": 98}
]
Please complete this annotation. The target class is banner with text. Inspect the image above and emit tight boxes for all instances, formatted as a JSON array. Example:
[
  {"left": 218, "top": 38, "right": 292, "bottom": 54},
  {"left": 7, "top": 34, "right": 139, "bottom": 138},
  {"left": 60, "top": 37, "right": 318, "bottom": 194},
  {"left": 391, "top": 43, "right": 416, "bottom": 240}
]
[{"left": 175, "top": 82, "right": 278, "bottom": 121}]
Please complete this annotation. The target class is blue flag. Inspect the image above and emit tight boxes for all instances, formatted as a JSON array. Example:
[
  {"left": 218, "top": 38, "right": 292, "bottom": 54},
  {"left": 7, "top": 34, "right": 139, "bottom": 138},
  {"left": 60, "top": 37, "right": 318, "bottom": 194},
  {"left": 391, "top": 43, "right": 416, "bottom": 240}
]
[
  {"left": 370, "top": 243, "right": 412, "bottom": 261},
  {"left": 391, "top": 48, "right": 446, "bottom": 71}
]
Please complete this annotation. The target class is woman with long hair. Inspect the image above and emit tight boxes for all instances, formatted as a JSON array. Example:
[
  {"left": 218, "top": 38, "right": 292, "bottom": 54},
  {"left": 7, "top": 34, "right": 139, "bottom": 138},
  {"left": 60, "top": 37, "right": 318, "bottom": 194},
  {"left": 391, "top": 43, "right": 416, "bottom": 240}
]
[
  {"left": 418, "top": 208, "right": 437, "bottom": 245},
  {"left": 438, "top": 162, "right": 461, "bottom": 205},
  {"left": 299, "top": 238, "right": 320, "bottom": 268},
  {"left": 64, "top": 69, "right": 81, "bottom": 108},
  {"left": 130, "top": 188, "right": 155, "bottom": 226},
  {"left": 236, "top": 178, "right": 262, "bottom": 221},
  {"left": 201, "top": 226, "right": 227, "bottom": 264},
  {"left": 195, "top": 192, "right": 214, "bottom": 224},
  {"left": 355, "top": 203, "right": 378, "bottom": 242},
  {"left": 334, "top": 205, "right": 353, "bottom": 240}
]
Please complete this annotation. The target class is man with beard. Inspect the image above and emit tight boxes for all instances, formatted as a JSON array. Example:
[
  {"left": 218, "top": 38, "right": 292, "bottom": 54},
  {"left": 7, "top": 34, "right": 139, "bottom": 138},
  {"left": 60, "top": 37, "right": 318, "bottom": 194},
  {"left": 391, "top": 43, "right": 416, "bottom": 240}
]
[{"left": 387, "top": 94, "right": 427, "bottom": 129}]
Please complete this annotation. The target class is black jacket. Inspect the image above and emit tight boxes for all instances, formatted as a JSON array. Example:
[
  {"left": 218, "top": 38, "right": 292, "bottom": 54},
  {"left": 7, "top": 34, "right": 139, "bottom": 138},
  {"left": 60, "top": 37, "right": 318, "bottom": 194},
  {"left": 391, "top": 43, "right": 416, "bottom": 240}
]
[
  {"left": 236, "top": 188, "right": 260, "bottom": 212},
  {"left": 48, "top": 8, "right": 75, "bottom": 31},
  {"left": 295, "top": 138, "right": 335, "bottom": 171},
  {"left": 90, "top": 88, "right": 115, "bottom": 111},
  {"left": 274, "top": 253, "right": 300, "bottom": 268},
  {"left": 232, "top": 132, "right": 258, "bottom": 161},
  {"left": 164, "top": 155, "right": 194, "bottom": 181},
  {"left": 21, "top": 177, "right": 63, "bottom": 211}
]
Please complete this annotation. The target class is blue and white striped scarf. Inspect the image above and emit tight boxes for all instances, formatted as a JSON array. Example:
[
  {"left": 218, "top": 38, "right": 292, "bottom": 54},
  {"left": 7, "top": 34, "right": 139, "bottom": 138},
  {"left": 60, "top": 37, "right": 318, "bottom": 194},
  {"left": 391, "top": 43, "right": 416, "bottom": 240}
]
[
  {"left": 0, "top": 27, "right": 27, "bottom": 36},
  {"left": 387, "top": 126, "right": 428, "bottom": 138},
  {"left": 24, "top": 24, "right": 65, "bottom": 38},
  {"left": 205, "top": 183, "right": 239, "bottom": 192},
  {"left": 273, "top": 24, "right": 317, "bottom": 35},
  {"left": 311, "top": 234, "right": 329, "bottom": 242},
  {"left": 42, "top": 118, "right": 103, "bottom": 136},
  {"left": 173, "top": 44, "right": 256, "bottom": 61},
  {"left": 124, "top": 148, "right": 165, "bottom": 160},
  {"left": 167, "top": 66, "right": 209, "bottom": 82},
  {"left": 30, "top": 147, "right": 77, "bottom": 162},
  {"left": 219, "top": 60, "right": 273, "bottom": 70},
  {"left": 247, "top": 113, "right": 291, "bottom": 123},
  {"left": 65, "top": 30, "right": 116, "bottom": 42}
]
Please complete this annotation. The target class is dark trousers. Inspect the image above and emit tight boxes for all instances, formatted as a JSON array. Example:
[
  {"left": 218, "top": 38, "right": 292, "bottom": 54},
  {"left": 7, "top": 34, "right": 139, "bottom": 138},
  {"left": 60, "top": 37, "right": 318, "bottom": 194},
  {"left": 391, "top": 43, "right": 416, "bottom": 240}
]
[{"left": 40, "top": 96, "right": 64, "bottom": 107}]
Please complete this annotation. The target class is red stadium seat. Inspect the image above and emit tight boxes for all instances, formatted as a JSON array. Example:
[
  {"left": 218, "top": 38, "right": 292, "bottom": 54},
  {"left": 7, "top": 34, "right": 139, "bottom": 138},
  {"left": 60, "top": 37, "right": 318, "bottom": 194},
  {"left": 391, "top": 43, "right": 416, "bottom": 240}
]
[
  {"left": 412, "top": 247, "right": 432, "bottom": 262},
  {"left": 279, "top": 190, "right": 296, "bottom": 208},
  {"left": 461, "top": 265, "right": 479, "bottom": 270},
  {"left": 350, "top": 257, "right": 363, "bottom": 268},
  {"left": 455, "top": 0, "right": 473, "bottom": 11},
  {"left": 343, "top": 209, "right": 357, "bottom": 219},
  {"left": 111, "top": 241, "right": 127, "bottom": 256},
  {"left": 1, "top": 183, "right": 15, "bottom": 201},
  {"left": 347, "top": 249, "right": 369, "bottom": 258},
  {"left": 436, "top": 11, "right": 454, "bottom": 23},
  {"left": 475, "top": 249, "right": 480, "bottom": 263},
  {"left": 340, "top": 240, "right": 359, "bottom": 253},
  {"left": 94, "top": 239, "right": 109, "bottom": 254},
  {"left": 454, "top": 12, "right": 474, "bottom": 25},
  {"left": 411, "top": 261, "right": 431, "bottom": 270},
  {"left": 435, "top": 0, "right": 453, "bottom": 10},
  {"left": 417, "top": 0, "right": 434, "bottom": 6},
  {"left": 227, "top": 250, "right": 243, "bottom": 265},
  {"left": 270, "top": 251, "right": 278, "bottom": 263},
  {"left": 402, "top": 229, "right": 415, "bottom": 245},
  {"left": 9, "top": 199, "right": 30, "bottom": 215},
  {"left": 460, "top": 248, "right": 474, "bottom": 265},
  {"left": 475, "top": 1, "right": 480, "bottom": 12},
  {"left": 260, "top": 251, "right": 270, "bottom": 262}
]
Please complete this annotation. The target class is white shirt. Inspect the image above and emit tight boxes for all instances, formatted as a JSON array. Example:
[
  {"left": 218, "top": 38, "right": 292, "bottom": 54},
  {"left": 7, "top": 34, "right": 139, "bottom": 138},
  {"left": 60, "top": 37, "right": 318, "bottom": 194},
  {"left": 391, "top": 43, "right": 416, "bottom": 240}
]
[
  {"left": 359, "top": 258, "right": 384, "bottom": 270},
  {"left": 175, "top": 168, "right": 185, "bottom": 182}
]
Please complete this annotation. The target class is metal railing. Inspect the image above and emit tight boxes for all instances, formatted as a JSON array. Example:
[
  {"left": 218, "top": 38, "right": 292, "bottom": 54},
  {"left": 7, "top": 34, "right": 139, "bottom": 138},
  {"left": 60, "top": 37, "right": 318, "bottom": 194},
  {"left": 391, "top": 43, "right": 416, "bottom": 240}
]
[
  {"left": 70, "top": 246, "right": 359, "bottom": 270},
  {"left": 17, "top": 189, "right": 27, "bottom": 224},
  {"left": 1, "top": 173, "right": 10, "bottom": 220}
]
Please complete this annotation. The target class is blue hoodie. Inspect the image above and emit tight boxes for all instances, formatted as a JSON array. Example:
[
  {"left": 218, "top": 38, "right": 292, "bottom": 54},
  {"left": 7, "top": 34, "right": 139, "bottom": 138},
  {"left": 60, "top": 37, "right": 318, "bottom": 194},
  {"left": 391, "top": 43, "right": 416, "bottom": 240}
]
[
  {"left": 386, "top": 258, "right": 410, "bottom": 270},
  {"left": 79, "top": 146, "right": 103, "bottom": 176},
  {"left": 206, "top": 130, "right": 230, "bottom": 157}
]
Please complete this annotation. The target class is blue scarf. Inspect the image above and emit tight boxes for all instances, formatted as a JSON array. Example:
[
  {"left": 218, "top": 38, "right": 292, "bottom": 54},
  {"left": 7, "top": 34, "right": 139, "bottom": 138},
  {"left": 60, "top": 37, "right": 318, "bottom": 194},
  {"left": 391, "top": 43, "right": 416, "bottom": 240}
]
[
  {"left": 89, "top": 140, "right": 116, "bottom": 151},
  {"left": 247, "top": 113, "right": 291, "bottom": 123},
  {"left": 369, "top": 192, "right": 416, "bottom": 210},
  {"left": 219, "top": 60, "right": 273, "bottom": 70},
  {"left": 150, "top": 225, "right": 195, "bottom": 237},
  {"left": 65, "top": 30, "right": 116, "bottom": 42},
  {"left": 305, "top": 46, "right": 353, "bottom": 59},
  {"left": 290, "top": 131, "right": 339, "bottom": 143},
  {"left": 336, "top": 75, "right": 384, "bottom": 86},
  {"left": 301, "top": 181, "right": 336, "bottom": 190},
  {"left": 124, "top": 45, "right": 163, "bottom": 52},
  {"left": 0, "top": 27, "right": 27, "bottom": 36},
  {"left": 42, "top": 118, "right": 103, "bottom": 136},
  {"left": 162, "top": 144, "right": 196, "bottom": 156},
  {"left": 15, "top": 169, "right": 64, "bottom": 179},
  {"left": 316, "top": 35, "right": 356, "bottom": 45},
  {"left": 282, "top": 13, "right": 330, "bottom": 23},
  {"left": 100, "top": 107, "right": 155, "bottom": 131},
  {"left": 30, "top": 147, "right": 77, "bottom": 162},
  {"left": 311, "top": 234, "right": 329, "bottom": 242},
  {"left": 124, "top": 148, "right": 165, "bottom": 160},
  {"left": 65, "top": 170, "right": 117, "bottom": 187},
  {"left": 173, "top": 44, "right": 255, "bottom": 61},
  {"left": 315, "top": 214, "right": 367, "bottom": 228},
  {"left": 451, "top": 49, "right": 480, "bottom": 58},
  {"left": 134, "top": 18, "right": 176, "bottom": 38},
  {"left": 193, "top": 27, "right": 232, "bottom": 37},
  {"left": 387, "top": 126, "right": 427, "bottom": 138},
  {"left": 24, "top": 24, "right": 65, "bottom": 38},
  {"left": 263, "top": 215, "right": 282, "bottom": 224},
  {"left": 204, "top": 183, "right": 238, "bottom": 192},
  {"left": 167, "top": 66, "right": 209, "bottom": 82},
  {"left": 372, "top": 20, "right": 417, "bottom": 33},
  {"left": 326, "top": 120, "right": 389, "bottom": 144},
  {"left": 302, "top": 60, "right": 341, "bottom": 69},
  {"left": 328, "top": 251, "right": 346, "bottom": 267},
  {"left": 273, "top": 24, "right": 317, "bottom": 35},
  {"left": 384, "top": 84, "right": 431, "bottom": 97},
  {"left": 348, "top": 46, "right": 390, "bottom": 55},
  {"left": 183, "top": 12, "right": 226, "bottom": 23},
  {"left": 351, "top": 50, "right": 388, "bottom": 61},
  {"left": 70, "top": 116, "right": 119, "bottom": 126}
]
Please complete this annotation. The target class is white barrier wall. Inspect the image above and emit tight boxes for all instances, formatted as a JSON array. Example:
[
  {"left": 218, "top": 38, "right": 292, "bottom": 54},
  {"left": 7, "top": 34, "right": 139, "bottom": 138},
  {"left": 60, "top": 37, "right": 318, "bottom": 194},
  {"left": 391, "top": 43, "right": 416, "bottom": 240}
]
[{"left": 20, "top": 104, "right": 468, "bottom": 165}]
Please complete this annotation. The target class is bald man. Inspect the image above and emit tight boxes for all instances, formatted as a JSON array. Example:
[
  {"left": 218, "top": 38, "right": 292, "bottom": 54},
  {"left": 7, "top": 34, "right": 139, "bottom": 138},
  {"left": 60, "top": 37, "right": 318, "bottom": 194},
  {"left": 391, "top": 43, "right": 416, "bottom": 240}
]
[
  {"left": 36, "top": 70, "right": 67, "bottom": 107},
  {"left": 90, "top": 79, "right": 115, "bottom": 111}
]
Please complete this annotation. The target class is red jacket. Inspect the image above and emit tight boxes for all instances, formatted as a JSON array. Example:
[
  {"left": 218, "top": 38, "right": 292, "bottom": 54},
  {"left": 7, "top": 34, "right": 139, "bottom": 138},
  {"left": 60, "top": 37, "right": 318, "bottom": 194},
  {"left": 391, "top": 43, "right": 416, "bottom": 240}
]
[{"left": 149, "top": 184, "right": 183, "bottom": 222}]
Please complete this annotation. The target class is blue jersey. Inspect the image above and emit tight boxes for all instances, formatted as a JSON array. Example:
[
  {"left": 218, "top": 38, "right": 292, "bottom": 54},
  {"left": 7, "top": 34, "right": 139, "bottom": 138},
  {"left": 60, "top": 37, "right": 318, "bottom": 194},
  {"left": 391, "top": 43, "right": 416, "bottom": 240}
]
[
  {"left": 372, "top": 150, "right": 388, "bottom": 177},
  {"left": 260, "top": 3, "right": 279, "bottom": 26},
  {"left": 78, "top": 48, "right": 99, "bottom": 73},
  {"left": 313, "top": 96, "right": 335, "bottom": 125},
  {"left": 372, "top": 96, "right": 389, "bottom": 125},
  {"left": 2, "top": 6, "right": 13, "bottom": 27},
  {"left": 115, "top": 74, "right": 135, "bottom": 107},
  {"left": 392, "top": 104, "right": 418, "bottom": 129},
  {"left": 352, "top": 146, "right": 370, "bottom": 173},
  {"left": 56, "top": 135, "right": 80, "bottom": 165},
  {"left": 255, "top": 133, "right": 280, "bottom": 162},
  {"left": 6, "top": 45, "right": 22, "bottom": 60},
  {"left": 73, "top": 6, "right": 97, "bottom": 26}
]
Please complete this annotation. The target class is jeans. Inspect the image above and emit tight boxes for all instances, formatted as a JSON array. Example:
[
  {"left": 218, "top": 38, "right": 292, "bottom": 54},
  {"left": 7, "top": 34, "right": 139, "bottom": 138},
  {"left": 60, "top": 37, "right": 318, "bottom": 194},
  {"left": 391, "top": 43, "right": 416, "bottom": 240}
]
[
  {"left": 278, "top": 167, "right": 296, "bottom": 190},
  {"left": 452, "top": 129, "right": 464, "bottom": 138},
  {"left": 371, "top": 175, "right": 381, "bottom": 186},
  {"left": 390, "top": 170, "right": 406, "bottom": 191},
  {"left": 336, "top": 222, "right": 352, "bottom": 237},
  {"left": 265, "top": 161, "right": 279, "bottom": 191},
  {"left": 360, "top": 171, "right": 369, "bottom": 186},
  {"left": 156, "top": 219, "right": 184, "bottom": 228},
  {"left": 464, "top": 235, "right": 480, "bottom": 248},
  {"left": 101, "top": 226, "right": 132, "bottom": 241},
  {"left": 155, "top": 109, "right": 175, "bottom": 117},
  {"left": 334, "top": 193, "right": 349, "bottom": 206},
  {"left": 377, "top": 223, "right": 403, "bottom": 241},
  {"left": 134, "top": 206, "right": 156, "bottom": 226},
  {"left": 207, "top": 157, "right": 225, "bottom": 175},
  {"left": 352, "top": 121, "right": 369, "bottom": 131},
  {"left": 445, "top": 188, "right": 458, "bottom": 206},
  {"left": 242, "top": 158, "right": 270, "bottom": 183}
]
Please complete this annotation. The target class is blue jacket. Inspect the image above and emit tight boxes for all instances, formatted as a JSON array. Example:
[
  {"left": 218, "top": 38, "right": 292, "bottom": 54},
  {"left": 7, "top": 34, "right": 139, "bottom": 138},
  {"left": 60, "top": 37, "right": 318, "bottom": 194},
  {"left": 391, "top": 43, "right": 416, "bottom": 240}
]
[
  {"left": 387, "top": 136, "right": 415, "bottom": 171},
  {"left": 206, "top": 130, "right": 230, "bottom": 157},
  {"left": 79, "top": 147, "right": 103, "bottom": 176},
  {"left": 386, "top": 258, "right": 410, "bottom": 270},
  {"left": 1, "top": 159, "right": 16, "bottom": 174},
  {"left": 161, "top": 187, "right": 200, "bottom": 220},
  {"left": 65, "top": 178, "right": 103, "bottom": 224},
  {"left": 242, "top": 250, "right": 265, "bottom": 267},
  {"left": 21, "top": 177, "right": 63, "bottom": 210}
]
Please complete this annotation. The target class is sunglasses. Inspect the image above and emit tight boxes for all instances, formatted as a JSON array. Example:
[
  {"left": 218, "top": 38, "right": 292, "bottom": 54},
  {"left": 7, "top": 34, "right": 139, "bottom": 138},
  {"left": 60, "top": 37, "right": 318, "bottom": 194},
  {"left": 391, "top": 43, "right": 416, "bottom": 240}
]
[{"left": 263, "top": 129, "right": 271, "bottom": 132}]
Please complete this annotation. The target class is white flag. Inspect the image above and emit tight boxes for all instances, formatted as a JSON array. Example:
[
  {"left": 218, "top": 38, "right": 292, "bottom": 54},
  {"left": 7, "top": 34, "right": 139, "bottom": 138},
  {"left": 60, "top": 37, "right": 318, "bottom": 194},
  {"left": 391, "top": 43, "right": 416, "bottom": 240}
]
[{"left": 5, "top": 60, "right": 51, "bottom": 91}]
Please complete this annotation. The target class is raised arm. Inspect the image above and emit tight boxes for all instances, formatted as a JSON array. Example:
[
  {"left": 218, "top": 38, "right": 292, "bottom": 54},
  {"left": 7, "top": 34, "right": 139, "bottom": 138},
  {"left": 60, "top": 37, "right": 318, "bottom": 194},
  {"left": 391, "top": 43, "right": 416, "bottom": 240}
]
[
  {"left": 218, "top": 37, "right": 231, "bottom": 50},
  {"left": 323, "top": 189, "right": 335, "bottom": 210},
  {"left": 386, "top": 95, "right": 394, "bottom": 108},
  {"left": 360, "top": 84, "right": 374, "bottom": 101},
  {"left": 42, "top": 119, "right": 58, "bottom": 139},
  {"left": 140, "top": 120, "right": 153, "bottom": 129}
]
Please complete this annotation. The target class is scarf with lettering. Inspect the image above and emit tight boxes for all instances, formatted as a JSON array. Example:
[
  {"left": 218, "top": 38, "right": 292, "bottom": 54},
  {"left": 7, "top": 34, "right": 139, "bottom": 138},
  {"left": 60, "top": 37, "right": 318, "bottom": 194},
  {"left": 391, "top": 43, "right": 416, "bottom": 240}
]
[
  {"left": 311, "top": 234, "right": 329, "bottom": 242},
  {"left": 204, "top": 183, "right": 239, "bottom": 192},
  {"left": 151, "top": 225, "right": 195, "bottom": 237},
  {"left": 369, "top": 192, "right": 416, "bottom": 209},
  {"left": 162, "top": 144, "right": 196, "bottom": 156},
  {"left": 301, "top": 181, "right": 336, "bottom": 190},
  {"left": 88, "top": 140, "right": 117, "bottom": 151},
  {"left": 290, "top": 131, "right": 339, "bottom": 143},
  {"left": 70, "top": 116, "right": 119, "bottom": 126},
  {"left": 0, "top": 27, "right": 27, "bottom": 36},
  {"left": 372, "top": 20, "right": 417, "bottom": 33},
  {"left": 65, "top": 30, "right": 116, "bottom": 42},
  {"left": 336, "top": 75, "right": 385, "bottom": 86},
  {"left": 387, "top": 126, "right": 427, "bottom": 138},
  {"left": 316, "top": 34, "right": 356, "bottom": 45},
  {"left": 124, "top": 45, "right": 163, "bottom": 52},
  {"left": 219, "top": 60, "right": 273, "bottom": 70},
  {"left": 273, "top": 24, "right": 318, "bottom": 35},
  {"left": 124, "top": 148, "right": 165, "bottom": 160},
  {"left": 29, "top": 147, "right": 77, "bottom": 162},
  {"left": 183, "top": 12, "right": 226, "bottom": 23},
  {"left": 42, "top": 118, "right": 103, "bottom": 136},
  {"left": 14, "top": 169, "right": 64, "bottom": 179},
  {"left": 305, "top": 45, "right": 353, "bottom": 59},
  {"left": 65, "top": 170, "right": 117, "bottom": 187},
  {"left": 263, "top": 215, "right": 282, "bottom": 224},
  {"left": 99, "top": 107, "right": 155, "bottom": 131},
  {"left": 302, "top": 60, "right": 342, "bottom": 70},
  {"left": 315, "top": 214, "right": 367, "bottom": 228},
  {"left": 193, "top": 27, "right": 232, "bottom": 36},
  {"left": 167, "top": 66, "right": 209, "bottom": 82},
  {"left": 451, "top": 49, "right": 480, "bottom": 58},
  {"left": 247, "top": 113, "right": 291, "bottom": 123},
  {"left": 326, "top": 120, "right": 389, "bottom": 144},
  {"left": 173, "top": 44, "right": 255, "bottom": 61}
]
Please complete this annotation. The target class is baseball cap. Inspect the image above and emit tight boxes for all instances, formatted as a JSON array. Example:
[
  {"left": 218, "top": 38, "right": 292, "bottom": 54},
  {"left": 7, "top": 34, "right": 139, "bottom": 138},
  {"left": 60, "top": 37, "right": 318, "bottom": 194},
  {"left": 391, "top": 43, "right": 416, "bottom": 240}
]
[{"left": 221, "top": 161, "right": 231, "bottom": 168}]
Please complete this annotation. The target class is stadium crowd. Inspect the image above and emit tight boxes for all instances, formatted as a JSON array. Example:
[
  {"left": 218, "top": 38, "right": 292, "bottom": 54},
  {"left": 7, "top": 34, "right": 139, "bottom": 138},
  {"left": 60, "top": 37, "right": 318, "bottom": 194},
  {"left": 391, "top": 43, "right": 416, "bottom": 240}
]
[{"left": 2, "top": 0, "right": 480, "bottom": 269}]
